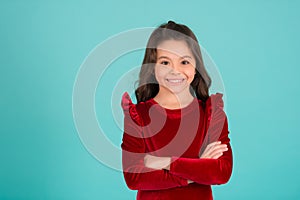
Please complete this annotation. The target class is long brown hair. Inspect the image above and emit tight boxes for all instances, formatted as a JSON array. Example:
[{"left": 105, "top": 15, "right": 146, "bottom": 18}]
[{"left": 135, "top": 21, "right": 211, "bottom": 103}]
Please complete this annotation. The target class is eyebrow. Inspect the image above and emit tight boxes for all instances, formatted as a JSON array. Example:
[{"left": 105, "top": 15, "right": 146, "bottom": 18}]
[
  {"left": 157, "top": 55, "right": 193, "bottom": 60},
  {"left": 181, "top": 56, "right": 193, "bottom": 59}
]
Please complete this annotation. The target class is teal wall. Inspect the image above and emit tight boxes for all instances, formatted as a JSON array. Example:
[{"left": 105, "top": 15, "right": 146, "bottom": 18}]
[{"left": 1, "top": 0, "right": 299, "bottom": 199}]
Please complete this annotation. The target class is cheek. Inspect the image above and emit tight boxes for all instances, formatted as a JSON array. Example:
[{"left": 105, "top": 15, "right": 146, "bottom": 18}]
[
  {"left": 186, "top": 70, "right": 195, "bottom": 77},
  {"left": 185, "top": 68, "right": 196, "bottom": 80},
  {"left": 155, "top": 65, "right": 168, "bottom": 79}
]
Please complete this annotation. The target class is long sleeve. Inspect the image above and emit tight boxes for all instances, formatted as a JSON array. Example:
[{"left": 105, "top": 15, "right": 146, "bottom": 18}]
[
  {"left": 168, "top": 93, "right": 233, "bottom": 185},
  {"left": 121, "top": 92, "right": 188, "bottom": 190}
]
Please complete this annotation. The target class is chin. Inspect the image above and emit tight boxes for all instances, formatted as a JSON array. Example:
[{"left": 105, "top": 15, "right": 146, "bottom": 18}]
[{"left": 165, "top": 85, "right": 191, "bottom": 95}]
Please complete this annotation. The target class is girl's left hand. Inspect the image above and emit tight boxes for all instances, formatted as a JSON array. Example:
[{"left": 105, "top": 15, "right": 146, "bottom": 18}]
[{"left": 144, "top": 154, "right": 171, "bottom": 170}]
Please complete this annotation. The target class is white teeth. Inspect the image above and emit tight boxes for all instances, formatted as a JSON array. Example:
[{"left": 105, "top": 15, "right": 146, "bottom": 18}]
[{"left": 167, "top": 79, "right": 184, "bottom": 83}]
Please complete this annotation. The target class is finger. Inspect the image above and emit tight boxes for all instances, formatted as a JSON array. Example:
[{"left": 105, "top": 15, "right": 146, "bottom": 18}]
[
  {"left": 201, "top": 142, "right": 219, "bottom": 153},
  {"left": 209, "top": 144, "right": 227, "bottom": 151},
  {"left": 209, "top": 146, "right": 228, "bottom": 158},
  {"left": 211, "top": 152, "right": 223, "bottom": 159},
  {"left": 200, "top": 142, "right": 225, "bottom": 158},
  {"left": 205, "top": 141, "right": 222, "bottom": 152},
  {"left": 207, "top": 141, "right": 221, "bottom": 148},
  {"left": 205, "top": 145, "right": 228, "bottom": 158},
  {"left": 209, "top": 145, "right": 228, "bottom": 155},
  {"left": 210, "top": 146, "right": 228, "bottom": 158}
]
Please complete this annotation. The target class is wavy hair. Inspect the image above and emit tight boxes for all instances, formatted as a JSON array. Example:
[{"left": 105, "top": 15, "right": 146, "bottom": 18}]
[{"left": 135, "top": 21, "right": 211, "bottom": 103}]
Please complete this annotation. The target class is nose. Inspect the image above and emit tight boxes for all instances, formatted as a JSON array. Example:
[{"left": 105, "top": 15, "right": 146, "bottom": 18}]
[
  {"left": 169, "top": 63, "right": 181, "bottom": 75},
  {"left": 170, "top": 70, "right": 181, "bottom": 75}
]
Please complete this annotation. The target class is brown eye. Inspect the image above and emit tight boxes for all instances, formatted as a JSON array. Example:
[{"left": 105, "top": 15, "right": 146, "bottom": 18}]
[
  {"left": 182, "top": 60, "right": 190, "bottom": 65},
  {"left": 160, "top": 61, "right": 169, "bottom": 65}
]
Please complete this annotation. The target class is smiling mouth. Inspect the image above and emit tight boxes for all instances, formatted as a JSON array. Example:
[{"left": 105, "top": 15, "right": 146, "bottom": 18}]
[{"left": 166, "top": 78, "right": 185, "bottom": 83}]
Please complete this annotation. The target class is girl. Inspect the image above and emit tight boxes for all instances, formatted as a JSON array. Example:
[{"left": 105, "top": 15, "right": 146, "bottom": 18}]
[{"left": 121, "top": 21, "right": 232, "bottom": 200}]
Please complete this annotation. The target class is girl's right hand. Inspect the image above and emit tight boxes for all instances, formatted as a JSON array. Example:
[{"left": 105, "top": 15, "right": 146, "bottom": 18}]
[{"left": 200, "top": 141, "right": 228, "bottom": 159}]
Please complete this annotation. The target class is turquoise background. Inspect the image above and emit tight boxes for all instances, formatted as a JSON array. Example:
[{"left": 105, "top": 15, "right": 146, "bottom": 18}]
[{"left": 1, "top": 0, "right": 300, "bottom": 199}]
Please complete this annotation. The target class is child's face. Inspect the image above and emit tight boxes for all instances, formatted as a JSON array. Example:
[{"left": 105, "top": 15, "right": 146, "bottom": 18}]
[{"left": 155, "top": 40, "right": 196, "bottom": 95}]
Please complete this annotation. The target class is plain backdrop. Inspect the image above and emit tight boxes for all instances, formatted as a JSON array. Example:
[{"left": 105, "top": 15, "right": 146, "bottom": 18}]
[{"left": 1, "top": 0, "right": 299, "bottom": 199}]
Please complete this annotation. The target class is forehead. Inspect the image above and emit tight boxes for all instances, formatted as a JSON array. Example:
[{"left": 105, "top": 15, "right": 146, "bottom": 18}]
[{"left": 156, "top": 40, "right": 193, "bottom": 58}]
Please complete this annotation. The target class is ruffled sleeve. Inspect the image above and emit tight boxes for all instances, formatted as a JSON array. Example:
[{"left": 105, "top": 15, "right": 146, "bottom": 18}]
[
  {"left": 121, "top": 92, "right": 143, "bottom": 126},
  {"left": 203, "top": 93, "right": 229, "bottom": 144},
  {"left": 205, "top": 92, "right": 224, "bottom": 122}
]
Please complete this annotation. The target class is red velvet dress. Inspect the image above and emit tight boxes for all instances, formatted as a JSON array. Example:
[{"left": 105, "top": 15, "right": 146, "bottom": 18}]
[{"left": 121, "top": 92, "right": 233, "bottom": 200}]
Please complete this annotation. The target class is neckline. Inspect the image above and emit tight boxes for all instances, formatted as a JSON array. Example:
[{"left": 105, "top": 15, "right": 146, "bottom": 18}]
[{"left": 149, "top": 97, "right": 199, "bottom": 114}]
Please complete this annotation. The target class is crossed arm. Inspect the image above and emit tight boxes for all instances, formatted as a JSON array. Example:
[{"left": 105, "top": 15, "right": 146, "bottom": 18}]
[
  {"left": 122, "top": 137, "right": 232, "bottom": 190},
  {"left": 144, "top": 141, "right": 229, "bottom": 184},
  {"left": 121, "top": 115, "right": 232, "bottom": 191}
]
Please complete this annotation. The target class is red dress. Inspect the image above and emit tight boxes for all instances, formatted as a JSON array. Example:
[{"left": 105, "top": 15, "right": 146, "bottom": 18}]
[{"left": 121, "top": 92, "right": 233, "bottom": 200}]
